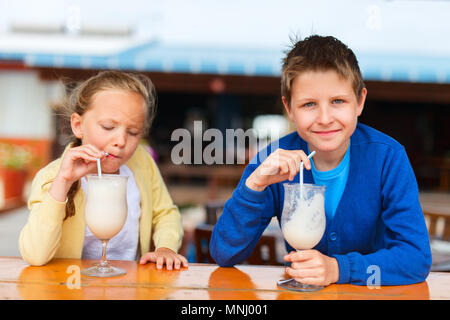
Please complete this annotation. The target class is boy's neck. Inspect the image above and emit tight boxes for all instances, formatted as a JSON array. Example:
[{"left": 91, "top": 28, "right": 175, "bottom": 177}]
[{"left": 309, "top": 140, "right": 350, "bottom": 172}]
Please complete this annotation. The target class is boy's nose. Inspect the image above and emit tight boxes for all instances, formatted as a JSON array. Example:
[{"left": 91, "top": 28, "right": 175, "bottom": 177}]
[{"left": 317, "top": 105, "right": 333, "bottom": 124}]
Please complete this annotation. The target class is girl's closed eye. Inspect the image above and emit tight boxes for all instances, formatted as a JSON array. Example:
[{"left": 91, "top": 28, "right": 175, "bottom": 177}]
[
  {"left": 128, "top": 130, "right": 140, "bottom": 136},
  {"left": 102, "top": 125, "right": 114, "bottom": 131}
]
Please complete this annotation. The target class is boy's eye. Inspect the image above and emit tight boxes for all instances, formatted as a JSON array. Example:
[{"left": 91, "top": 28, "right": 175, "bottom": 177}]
[
  {"left": 333, "top": 99, "right": 344, "bottom": 104},
  {"left": 303, "top": 102, "right": 315, "bottom": 108}
]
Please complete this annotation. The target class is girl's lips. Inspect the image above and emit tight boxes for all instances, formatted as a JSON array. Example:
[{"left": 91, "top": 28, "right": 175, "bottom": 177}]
[{"left": 105, "top": 153, "right": 119, "bottom": 159}]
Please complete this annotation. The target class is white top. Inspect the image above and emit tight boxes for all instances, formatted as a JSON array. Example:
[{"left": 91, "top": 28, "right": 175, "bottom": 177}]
[{"left": 81, "top": 165, "right": 141, "bottom": 261}]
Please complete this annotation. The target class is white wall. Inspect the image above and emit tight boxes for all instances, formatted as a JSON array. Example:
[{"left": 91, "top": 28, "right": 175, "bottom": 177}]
[{"left": 0, "top": 70, "right": 63, "bottom": 139}]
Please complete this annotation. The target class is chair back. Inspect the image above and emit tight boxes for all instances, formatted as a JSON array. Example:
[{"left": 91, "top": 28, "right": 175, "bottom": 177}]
[
  {"left": 424, "top": 211, "right": 450, "bottom": 241},
  {"left": 194, "top": 224, "right": 280, "bottom": 265},
  {"left": 205, "top": 200, "right": 226, "bottom": 225}
]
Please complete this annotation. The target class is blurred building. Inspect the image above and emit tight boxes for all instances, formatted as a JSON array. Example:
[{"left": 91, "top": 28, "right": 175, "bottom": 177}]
[{"left": 1, "top": 1, "right": 450, "bottom": 210}]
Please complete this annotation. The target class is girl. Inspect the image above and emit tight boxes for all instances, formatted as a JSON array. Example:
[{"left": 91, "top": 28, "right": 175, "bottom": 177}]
[{"left": 19, "top": 71, "right": 188, "bottom": 270}]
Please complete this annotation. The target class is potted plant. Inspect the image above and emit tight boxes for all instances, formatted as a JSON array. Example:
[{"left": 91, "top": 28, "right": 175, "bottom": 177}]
[{"left": 0, "top": 142, "right": 31, "bottom": 208}]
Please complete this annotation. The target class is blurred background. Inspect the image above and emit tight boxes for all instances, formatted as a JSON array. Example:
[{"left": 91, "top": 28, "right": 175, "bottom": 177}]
[{"left": 0, "top": 0, "right": 449, "bottom": 263}]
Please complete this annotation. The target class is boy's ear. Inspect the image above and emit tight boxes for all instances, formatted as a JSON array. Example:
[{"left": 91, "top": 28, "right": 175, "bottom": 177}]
[
  {"left": 357, "top": 88, "right": 367, "bottom": 117},
  {"left": 282, "top": 96, "right": 294, "bottom": 122},
  {"left": 71, "top": 113, "right": 83, "bottom": 139}
]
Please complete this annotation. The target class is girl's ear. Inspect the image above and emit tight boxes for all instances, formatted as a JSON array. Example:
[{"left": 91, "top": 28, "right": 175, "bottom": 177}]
[
  {"left": 282, "top": 96, "right": 294, "bottom": 122},
  {"left": 71, "top": 113, "right": 83, "bottom": 139}
]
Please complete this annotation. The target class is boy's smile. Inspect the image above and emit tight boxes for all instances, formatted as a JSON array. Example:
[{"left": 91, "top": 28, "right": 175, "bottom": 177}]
[{"left": 283, "top": 69, "right": 367, "bottom": 170}]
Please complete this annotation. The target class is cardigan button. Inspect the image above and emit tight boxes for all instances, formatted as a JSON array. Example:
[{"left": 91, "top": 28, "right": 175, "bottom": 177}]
[{"left": 329, "top": 232, "right": 337, "bottom": 241}]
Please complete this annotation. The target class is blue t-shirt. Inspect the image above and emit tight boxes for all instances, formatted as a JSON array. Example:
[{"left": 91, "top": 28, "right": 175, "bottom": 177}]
[{"left": 309, "top": 142, "right": 351, "bottom": 220}]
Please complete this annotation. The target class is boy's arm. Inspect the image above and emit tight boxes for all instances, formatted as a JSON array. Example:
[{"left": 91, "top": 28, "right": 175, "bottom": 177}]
[
  {"left": 333, "top": 147, "right": 432, "bottom": 285},
  {"left": 209, "top": 163, "right": 277, "bottom": 267},
  {"left": 19, "top": 166, "right": 66, "bottom": 266}
]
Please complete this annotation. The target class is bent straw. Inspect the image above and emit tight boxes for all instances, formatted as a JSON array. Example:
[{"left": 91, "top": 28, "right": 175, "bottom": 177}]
[
  {"left": 299, "top": 151, "right": 316, "bottom": 200},
  {"left": 96, "top": 153, "right": 108, "bottom": 178}
]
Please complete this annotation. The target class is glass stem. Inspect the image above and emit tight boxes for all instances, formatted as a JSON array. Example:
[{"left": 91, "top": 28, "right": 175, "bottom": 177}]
[{"left": 100, "top": 240, "right": 109, "bottom": 267}]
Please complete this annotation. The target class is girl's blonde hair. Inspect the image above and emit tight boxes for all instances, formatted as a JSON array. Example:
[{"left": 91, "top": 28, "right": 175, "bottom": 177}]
[{"left": 60, "top": 70, "right": 156, "bottom": 220}]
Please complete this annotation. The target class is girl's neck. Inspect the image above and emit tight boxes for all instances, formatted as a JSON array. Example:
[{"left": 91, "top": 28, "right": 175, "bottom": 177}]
[{"left": 309, "top": 140, "right": 349, "bottom": 172}]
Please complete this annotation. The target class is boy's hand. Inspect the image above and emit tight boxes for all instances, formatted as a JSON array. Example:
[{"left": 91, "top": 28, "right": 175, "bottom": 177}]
[
  {"left": 245, "top": 149, "right": 312, "bottom": 192},
  {"left": 284, "top": 250, "right": 339, "bottom": 286},
  {"left": 139, "top": 247, "right": 189, "bottom": 270}
]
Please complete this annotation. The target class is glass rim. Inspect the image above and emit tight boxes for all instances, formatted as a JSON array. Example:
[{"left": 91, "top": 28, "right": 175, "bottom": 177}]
[
  {"left": 283, "top": 182, "right": 326, "bottom": 190},
  {"left": 86, "top": 173, "right": 128, "bottom": 180}
]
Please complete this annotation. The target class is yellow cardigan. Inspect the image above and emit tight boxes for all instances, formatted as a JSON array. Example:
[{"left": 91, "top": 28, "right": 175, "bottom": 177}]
[{"left": 19, "top": 144, "right": 183, "bottom": 266}]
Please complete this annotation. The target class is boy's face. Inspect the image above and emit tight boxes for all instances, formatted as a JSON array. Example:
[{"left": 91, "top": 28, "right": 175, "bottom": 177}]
[{"left": 283, "top": 70, "right": 366, "bottom": 159}]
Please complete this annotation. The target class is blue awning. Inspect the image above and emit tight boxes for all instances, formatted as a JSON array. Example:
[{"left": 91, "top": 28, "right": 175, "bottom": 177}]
[{"left": 1, "top": 41, "right": 450, "bottom": 83}]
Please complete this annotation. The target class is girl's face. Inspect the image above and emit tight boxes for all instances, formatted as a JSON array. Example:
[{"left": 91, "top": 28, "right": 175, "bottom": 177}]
[
  {"left": 71, "top": 89, "right": 146, "bottom": 174},
  {"left": 283, "top": 69, "right": 366, "bottom": 165}
]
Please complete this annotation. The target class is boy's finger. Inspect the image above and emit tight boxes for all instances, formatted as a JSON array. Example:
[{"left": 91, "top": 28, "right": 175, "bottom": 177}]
[
  {"left": 286, "top": 157, "right": 299, "bottom": 180},
  {"left": 286, "top": 250, "right": 314, "bottom": 262},
  {"left": 295, "top": 151, "right": 311, "bottom": 170},
  {"left": 283, "top": 251, "right": 297, "bottom": 261}
]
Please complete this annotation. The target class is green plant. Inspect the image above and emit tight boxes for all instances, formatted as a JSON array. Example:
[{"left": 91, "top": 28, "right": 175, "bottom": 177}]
[{"left": 0, "top": 142, "right": 32, "bottom": 170}]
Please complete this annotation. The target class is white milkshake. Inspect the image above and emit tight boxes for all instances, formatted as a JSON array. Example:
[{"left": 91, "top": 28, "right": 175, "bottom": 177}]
[
  {"left": 85, "top": 174, "right": 128, "bottom": 240},
  {"left": 281, "top": 184, "right": 326, "bottom": 250}
]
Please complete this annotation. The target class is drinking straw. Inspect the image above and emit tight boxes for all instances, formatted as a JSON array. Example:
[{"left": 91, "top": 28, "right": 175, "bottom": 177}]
[
  {"left": 97, "top": 158, "right": 102, "bottom": 178},
  {"left": 97, "top": 153, "right": 108, "bottom": 178},
  {"left": 299, "top": 151, "right": 316, "bottom": 200}
]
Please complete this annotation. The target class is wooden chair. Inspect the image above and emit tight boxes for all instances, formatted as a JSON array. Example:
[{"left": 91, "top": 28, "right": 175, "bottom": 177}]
[
  {"left": 205, "top": 200, "right": 226, "bottom": 225},
  {"left": 424, "top": 211, "right": 450, "bottom": 241},
  {"left": 194, "top": 224, "right": 279, "bottom": 265}
]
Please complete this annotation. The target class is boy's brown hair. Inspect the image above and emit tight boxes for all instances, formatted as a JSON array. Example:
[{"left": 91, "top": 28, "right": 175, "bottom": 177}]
[{"left": 281, "top": 35, "right": 365, "bottom": 106}]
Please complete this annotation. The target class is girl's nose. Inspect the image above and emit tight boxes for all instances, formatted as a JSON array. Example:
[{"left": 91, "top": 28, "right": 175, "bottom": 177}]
[{"left": 114, "top": 130, "right": 127, "bottom": 148}]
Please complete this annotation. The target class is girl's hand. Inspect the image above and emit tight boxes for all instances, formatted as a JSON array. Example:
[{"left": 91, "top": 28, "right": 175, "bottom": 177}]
[
  {"left": 284, "top": 250, "right": 339, "bottom": 286},
  {"left": 49, "top": 144, "right": 105, "bottom": 202},
  {"left": 245, "top": 149, "right": 311, "bottom": 192},
  {"left": 139, "top": 247, "right": 189, "bottom": 270},
  {"left": 57, "top": 144, "right": 105, "bottom": 184}
]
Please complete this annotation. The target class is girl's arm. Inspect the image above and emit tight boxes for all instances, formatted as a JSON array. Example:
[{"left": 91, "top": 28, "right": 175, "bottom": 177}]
[
  {"left": 19, "top": 145, "right": 103, "bottom": 266},
  {"left": 149, "top": 157, "right": 184, "bottom": 254},
  {"left": 19, "top": 163, "right": 67, "bottom": 266}
]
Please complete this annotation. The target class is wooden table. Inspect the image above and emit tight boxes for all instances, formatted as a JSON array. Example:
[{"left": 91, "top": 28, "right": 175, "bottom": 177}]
[{"left": 0, "top": 257, "right": 449, "bottom": 300}]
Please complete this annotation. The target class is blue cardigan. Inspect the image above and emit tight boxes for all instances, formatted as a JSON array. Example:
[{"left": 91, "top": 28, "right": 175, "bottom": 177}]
[{"left": 210, "top": 123, "right": 432, "bottom": 285}]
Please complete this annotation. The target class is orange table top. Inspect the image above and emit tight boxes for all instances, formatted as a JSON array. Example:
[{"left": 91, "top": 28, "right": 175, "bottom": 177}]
[{"left": 0, "top": 256, "right": 449, "bottom": 300}]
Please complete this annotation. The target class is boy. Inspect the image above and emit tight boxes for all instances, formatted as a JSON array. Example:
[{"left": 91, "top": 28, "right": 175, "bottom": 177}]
[{"left": 210, "top": 35, "right": 431, "bottom": 286}]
